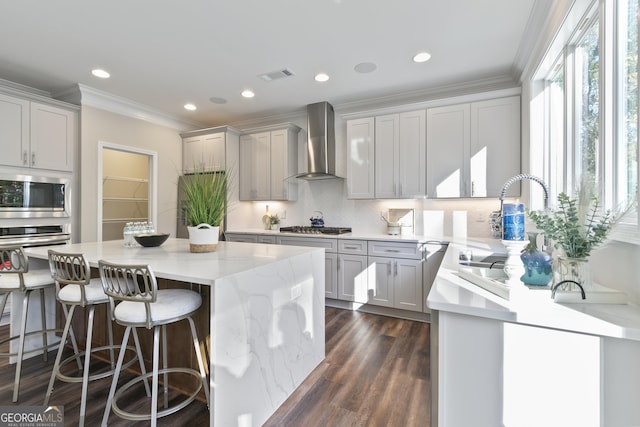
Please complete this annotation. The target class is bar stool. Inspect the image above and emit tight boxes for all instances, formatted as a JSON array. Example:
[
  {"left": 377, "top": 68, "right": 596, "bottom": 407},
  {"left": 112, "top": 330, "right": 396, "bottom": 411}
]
[
  {"left": 98, "top": 260, "right": 210, "bottom": 427},
  {"left": 45, "top": 250, "right": 145, "bottom": 427},
  {"left": 0, "top": 245, "right": 60, "bottom": 402}
]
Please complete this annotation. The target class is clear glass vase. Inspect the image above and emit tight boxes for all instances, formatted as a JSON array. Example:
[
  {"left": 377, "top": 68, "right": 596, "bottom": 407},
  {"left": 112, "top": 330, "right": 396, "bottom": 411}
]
[{"left": 553, "top": 256, "right": 591, "bottom": 290}]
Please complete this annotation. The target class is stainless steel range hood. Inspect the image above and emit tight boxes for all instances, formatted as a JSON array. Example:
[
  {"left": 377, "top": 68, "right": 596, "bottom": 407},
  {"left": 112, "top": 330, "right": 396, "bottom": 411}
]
[{"left": 296, "top": 101, "right": 342, "bottom": 180}]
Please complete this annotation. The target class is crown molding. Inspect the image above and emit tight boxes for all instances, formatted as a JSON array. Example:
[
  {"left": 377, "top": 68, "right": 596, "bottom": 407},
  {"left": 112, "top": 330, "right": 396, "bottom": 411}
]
[
  {"left": 0, "top": 78, "right": 78, "bottom": 110},
  {"left": 337, "top": 77, "right": 521, "bottom": 120},
  {"left": 55, "top": 84, "right": 205, "bottom": 131}
]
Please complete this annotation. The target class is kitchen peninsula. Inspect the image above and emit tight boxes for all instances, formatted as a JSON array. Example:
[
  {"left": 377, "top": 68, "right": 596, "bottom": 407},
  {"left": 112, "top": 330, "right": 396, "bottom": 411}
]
[
  {"left": 25, "top": 238, "right": 325, "bottom": 427},
  {"left": 428, "top": 239, "right": 640, "bottom": 427}
]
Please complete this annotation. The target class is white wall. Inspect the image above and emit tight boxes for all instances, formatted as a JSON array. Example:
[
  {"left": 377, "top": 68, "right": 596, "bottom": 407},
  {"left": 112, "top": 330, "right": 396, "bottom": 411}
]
[{"left": 79, "top": 106, "right": 182, "bottom": 242}]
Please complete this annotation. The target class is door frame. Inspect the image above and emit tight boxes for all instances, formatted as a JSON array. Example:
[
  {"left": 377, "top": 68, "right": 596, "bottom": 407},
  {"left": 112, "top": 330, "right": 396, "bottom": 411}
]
[{"left": 97, "top": 141, "right": 158, "bottom": 242}]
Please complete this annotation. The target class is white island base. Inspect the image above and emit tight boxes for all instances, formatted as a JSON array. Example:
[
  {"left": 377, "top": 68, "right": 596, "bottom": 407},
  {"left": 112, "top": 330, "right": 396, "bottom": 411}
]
[{"left": 26, "top": 239, "right": 326, "bottom": 427}]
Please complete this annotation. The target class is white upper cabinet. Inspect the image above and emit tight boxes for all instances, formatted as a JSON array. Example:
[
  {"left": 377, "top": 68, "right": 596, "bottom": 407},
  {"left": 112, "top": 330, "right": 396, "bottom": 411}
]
[
  {"left": 0, "top": 93, "right": 76, "bottom": 172},
  {"left": 375, "top": 110, "right": 426, "bottom": 199},
  {"left": 239, "top": 124, "right": 299, "bottom": 201},
  {"left": 181, "top": 126, "right": 240, "bottom": 174},
  {"left": 426, "top": 103, "right": 470, "bottom": 198},
  {"left": 0, "top": 93, "right": 29, "bottom": 168},
  {"left": 426, "top": 95, "right": 520, "bottom": 198},
  {"left": 470, "top": 97, "right": 521, "bottom": 198},
  {"left": 346, "top": 117, "right": 375, "bottom": 199}
]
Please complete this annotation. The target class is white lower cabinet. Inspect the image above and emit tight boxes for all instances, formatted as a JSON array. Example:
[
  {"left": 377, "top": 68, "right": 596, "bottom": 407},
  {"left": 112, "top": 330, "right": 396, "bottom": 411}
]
[
  {"left": 225, "top": 233, "right": 429, "bottom": 313},
  {"left": 367, "top": 241, "right": 423, "bottom": 312},
  {"left": 337, "top": 253, "right": 368, "bottom": 302}
]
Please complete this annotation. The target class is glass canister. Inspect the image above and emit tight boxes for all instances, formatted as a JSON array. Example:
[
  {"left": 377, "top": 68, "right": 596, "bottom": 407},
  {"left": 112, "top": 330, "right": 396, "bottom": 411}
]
[{"left": 502, "top": 203, "right": 525, "bottom": 240}]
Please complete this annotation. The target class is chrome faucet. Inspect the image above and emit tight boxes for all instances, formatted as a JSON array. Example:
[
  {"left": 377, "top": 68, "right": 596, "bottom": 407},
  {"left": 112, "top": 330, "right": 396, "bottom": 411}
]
[{"left": 490, "top": 174, "right": 551, "bottom": 244}]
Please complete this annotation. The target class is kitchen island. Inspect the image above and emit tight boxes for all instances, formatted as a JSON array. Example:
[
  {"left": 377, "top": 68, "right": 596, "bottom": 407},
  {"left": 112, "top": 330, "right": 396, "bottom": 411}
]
[
  {"left": 428, "top": 238, "right": 640, "bottom": 427},
  {"left": 26, "top": 238, "right": 325, "bottom": 427}
]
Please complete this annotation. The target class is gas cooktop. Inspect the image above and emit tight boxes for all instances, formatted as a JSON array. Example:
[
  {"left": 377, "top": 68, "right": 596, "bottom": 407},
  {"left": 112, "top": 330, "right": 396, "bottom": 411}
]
[{"left": 279, "top": 226, "right": 352, "bottom": 235}]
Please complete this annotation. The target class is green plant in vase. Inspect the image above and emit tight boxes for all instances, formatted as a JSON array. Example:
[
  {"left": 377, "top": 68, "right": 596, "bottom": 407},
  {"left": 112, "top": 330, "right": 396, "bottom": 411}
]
[
  {"left": 527, "top": 185, "right": 616, "bottom": 289},
  {"left": 181, "top": 164, "right": 232, "bottom": 252}
]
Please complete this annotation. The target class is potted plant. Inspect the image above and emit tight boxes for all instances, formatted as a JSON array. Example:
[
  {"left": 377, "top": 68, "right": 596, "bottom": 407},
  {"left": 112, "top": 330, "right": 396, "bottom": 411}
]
[
  {"left": 181, "top": 164, "right": 231, "bottom": 252},
  {"left": 527, "top": 184, "right": 616, "bottom": 288}
]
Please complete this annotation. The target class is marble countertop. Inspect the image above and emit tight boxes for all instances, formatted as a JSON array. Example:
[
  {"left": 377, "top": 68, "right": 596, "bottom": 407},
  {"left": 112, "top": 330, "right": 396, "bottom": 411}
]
[
  {"left": 225, "top": 228, "right": 449, "bottom": 244},
  {"left": 427, "top": 237, "right": 640, "bottom": 341},
  {"left": 25, "top": 238, "right": 324, "bottom": 286}
]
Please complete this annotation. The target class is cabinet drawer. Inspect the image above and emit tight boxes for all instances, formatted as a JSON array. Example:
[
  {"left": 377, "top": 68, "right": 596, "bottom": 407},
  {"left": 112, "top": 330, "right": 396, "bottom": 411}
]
[
  {"left": 257, "top": 235, "right": 277, "bottom": 244},
  {"left": 224, "top": 233, "right": 257, "bottom": 243},
  {"left": 367, "top": 241, "right": 422, "bottom": 259},
  {"left": 338, "top": 239, "right": 367, "bottom": 255},
  {"left": 277, "top": 236, "right": 337, "bottom": 253}
]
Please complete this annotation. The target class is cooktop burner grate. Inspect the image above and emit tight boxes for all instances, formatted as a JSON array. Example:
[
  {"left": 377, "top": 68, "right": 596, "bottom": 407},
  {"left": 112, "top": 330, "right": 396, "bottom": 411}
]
[{"left": 280, "top": 226, "right": 352, "bottom": 235}]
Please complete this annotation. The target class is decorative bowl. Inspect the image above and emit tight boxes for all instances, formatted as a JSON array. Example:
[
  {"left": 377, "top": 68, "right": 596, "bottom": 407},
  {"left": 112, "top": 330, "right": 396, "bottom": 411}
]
[{"left": 134, "top": 233, "right": 169, "bottom": 247}]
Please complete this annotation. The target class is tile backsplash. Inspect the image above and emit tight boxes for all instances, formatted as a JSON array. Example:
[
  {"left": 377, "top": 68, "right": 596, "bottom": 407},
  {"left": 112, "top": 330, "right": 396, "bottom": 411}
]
[{"left": 227, "top": 179, "right": 513, "bottom": 239}]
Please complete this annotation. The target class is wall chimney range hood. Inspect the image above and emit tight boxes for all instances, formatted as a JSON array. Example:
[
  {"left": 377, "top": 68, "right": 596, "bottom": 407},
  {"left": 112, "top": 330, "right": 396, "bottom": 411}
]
[{"left": 296, "top": 101, "right": 342, "bottom": 180}]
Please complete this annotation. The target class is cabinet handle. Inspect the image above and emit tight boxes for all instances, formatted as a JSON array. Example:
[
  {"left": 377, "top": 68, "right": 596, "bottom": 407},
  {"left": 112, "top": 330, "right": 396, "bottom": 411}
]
[
  {"left": 385, "top": 249, "right": 401, "bottom": 253},
  {"left": 23, "top": 150, "right": 28, "bottom": 166},
  {"left": 387, "top": 262, "right": 391, "bottom": 275},
  {"left": 31, "top": 152, "right": 36, "bottom": 166},
  {"left": 344, "top": 245, "right": 358, "bottom": 250},
  {"left": 471, "top": 181, "right": 475, "bottom": 196},
  {"left": 394, "top": 260, "right": 398, "bottom": 276}
]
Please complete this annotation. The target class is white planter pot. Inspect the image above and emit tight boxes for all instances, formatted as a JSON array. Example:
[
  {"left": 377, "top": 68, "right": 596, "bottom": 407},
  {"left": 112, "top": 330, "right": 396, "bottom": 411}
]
[{"left": 187, "top": 223, "right": 220, "bottom": 253}]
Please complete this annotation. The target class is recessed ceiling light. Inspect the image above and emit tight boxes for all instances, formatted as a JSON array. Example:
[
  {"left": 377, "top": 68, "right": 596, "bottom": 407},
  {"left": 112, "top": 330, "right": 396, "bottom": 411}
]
[
  {"left": 241, "top": 90, "right": 255, "bottom": 98},
  {"left": 184, "top": 103, "right": 197, "bottom": 111},
  {"left": 354, "top": 62, "right": 377, "bottom": 74},
  {"left": 209, "top": 97, "right": 227, "bottom": 104},
  {"left": 412, "top": 52, "right": 431, "bottom": 63},
  {"left": 91, "top": 69, "right": 110, "bottom": 78},
  {"left": 314, "top": 73, "right": 330, "bottom": 82}
]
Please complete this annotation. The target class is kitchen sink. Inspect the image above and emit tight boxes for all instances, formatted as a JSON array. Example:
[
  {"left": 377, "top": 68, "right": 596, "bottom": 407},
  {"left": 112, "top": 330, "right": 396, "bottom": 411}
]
[
  {"left": 459, "top": 252, "right": 508, "bottom": 269},
  {"left": 457, "top": 266, "right": 512, "bottom": 300}
]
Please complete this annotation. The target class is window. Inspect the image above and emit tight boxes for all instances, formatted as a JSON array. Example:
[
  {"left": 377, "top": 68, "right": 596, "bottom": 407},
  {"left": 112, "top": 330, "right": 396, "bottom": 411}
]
[{"left": 537, "top": 0, "right": 639, "bottom": 241}]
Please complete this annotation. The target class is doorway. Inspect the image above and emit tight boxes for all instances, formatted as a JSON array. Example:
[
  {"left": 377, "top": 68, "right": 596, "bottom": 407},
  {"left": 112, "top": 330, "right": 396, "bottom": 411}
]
[{"left": 98, "top": 142, "right": 158, "bottom": 241}]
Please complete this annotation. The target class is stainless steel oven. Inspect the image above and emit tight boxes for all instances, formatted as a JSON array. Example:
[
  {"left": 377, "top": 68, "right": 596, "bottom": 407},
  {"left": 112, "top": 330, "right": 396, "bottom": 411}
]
[
  {"left": 0, "top": 225, "right": 70, "bottom": 248},
  {"left": 0, "top": 175, "right": 70, "bottom": 218}
]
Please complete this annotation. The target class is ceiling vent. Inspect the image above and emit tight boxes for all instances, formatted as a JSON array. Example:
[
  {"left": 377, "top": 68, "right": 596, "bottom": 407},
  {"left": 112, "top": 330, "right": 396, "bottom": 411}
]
[{"left": 257, "top": 68, "right": 296, "bottom": 82}]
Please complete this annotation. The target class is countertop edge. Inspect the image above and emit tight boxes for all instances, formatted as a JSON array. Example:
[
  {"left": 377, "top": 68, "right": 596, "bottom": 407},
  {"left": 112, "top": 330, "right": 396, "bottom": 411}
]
[{"left": 427, "top": 239, "right": 640, "bottom": 341}]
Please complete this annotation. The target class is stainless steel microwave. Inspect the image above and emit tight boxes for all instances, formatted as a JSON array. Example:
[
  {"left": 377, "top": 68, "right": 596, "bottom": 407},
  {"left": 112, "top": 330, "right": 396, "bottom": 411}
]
[{"left": 0, "top": 175, "right": 70, "bottom": 218}]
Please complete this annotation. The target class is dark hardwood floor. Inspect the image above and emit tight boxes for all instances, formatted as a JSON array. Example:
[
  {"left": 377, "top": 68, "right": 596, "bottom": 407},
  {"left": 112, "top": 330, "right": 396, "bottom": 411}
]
[{"left": 0, "top": 307, "right": 430, "bottom": 426}]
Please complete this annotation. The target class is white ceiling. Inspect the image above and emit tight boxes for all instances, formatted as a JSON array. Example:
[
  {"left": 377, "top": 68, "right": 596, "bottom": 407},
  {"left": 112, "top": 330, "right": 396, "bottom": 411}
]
[{"left": 0, "top": 0, "right": 546, "bottom": 128}]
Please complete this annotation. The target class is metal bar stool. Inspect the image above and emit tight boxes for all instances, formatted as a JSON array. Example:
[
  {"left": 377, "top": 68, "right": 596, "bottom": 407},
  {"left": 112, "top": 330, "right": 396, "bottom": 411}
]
[
  {"left": 45, "top": 250, "right": 146, "bottom": 427},
  {"left": 0, "top": 245, "right": 61, "bottom": 402},
  {"left": 98, "top": 260, "right": 210, "bottom": 427}
]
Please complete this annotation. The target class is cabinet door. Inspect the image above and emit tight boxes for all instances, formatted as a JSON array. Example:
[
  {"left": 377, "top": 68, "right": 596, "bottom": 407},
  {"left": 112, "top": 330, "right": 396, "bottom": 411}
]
[
  {"left": 183, "top": 135, "right": 206, "bottom": 173},
  {"left": 375, "top": 114, "right": 399, "bottom": 198},
  {"left": 337, "top": 254, "right": 368, "bottom": 303},
  {"left": 30, "top": 102, "right": 75, "bottom": 171},
  {"left": 426, "top": 104, "right": 470, "bottom": 197},
  {"left": 270, "top": 129, "right": 288, "bottom": 200},
  {"left": 0, "top": 93, "right": 29, "bottom": 168},
  {"left": 367, "top": 256, "right": 394, "bottom": 307},
  {"left": 204, "top": 133, "right": 226, "bottom": 171},
  {"left": 325, "top": 253, "right": 338, "bottom": 299},
  {"left": 470, "top": 96, "right": 521, "bottom": 197},
  {"left": 398, "top": 110, "right": 426, "bottom": 198},
  {"left": 346, "top": 117, "right": 375, "bottom": 199},
  {"left": 394, "top": 258, "right": 423, "bottom": 312},
  {"left": 239, "top": 132, "right": 270, "bottom": 200}
]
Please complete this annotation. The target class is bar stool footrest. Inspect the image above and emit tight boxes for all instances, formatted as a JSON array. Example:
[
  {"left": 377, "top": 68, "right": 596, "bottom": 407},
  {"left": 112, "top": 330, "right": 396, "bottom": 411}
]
[
  {"left": 55, "top": 345, "right": 140, "bottom": 383},
  {"left": 112, "top": 367, "right": 204, "bottom": 422},
  {"left": 0, "top": 328, "right": 64, "bottom": 358}
]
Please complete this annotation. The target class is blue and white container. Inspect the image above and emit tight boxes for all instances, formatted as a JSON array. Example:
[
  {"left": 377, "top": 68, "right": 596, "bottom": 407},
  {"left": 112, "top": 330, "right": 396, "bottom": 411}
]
[{"left": 502, "top": 203, "right": 525, "bottom": 240}]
